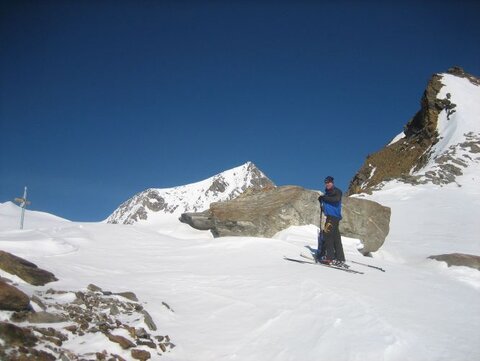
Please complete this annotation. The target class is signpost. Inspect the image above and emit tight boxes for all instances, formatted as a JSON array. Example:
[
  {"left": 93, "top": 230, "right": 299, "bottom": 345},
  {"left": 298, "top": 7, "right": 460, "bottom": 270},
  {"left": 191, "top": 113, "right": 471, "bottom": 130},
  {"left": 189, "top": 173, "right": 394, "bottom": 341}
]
[{"left": 14, "top": 186, "right": 31, "bottom": 230}]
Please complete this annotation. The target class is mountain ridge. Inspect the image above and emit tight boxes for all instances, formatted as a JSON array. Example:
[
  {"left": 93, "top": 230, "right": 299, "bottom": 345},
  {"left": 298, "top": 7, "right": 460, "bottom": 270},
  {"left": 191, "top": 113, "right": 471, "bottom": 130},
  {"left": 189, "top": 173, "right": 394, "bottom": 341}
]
[
  {"left": 348, "top": 67, "right": 480, "bottom": 195},
  {"left": 106, "top": 161, "right": 275, "bottom": 225}
]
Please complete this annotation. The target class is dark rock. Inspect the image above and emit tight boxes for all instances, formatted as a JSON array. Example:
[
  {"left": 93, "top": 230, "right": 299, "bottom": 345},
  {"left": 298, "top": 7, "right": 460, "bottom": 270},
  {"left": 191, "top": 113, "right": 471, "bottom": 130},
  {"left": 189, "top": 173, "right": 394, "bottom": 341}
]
[
  {"left": 137, "top": 340, "right": 157, "bottom": 349},
  {"left": 428, "top": 253, "right": 480, "bottom": 270},
  {"left": 87, "top": 284, "right": 103, "bottom": 292},
  {"left": 182, "top": 185, "right": 390, "bottom": 254},
  {"left": 110, "top": 304, "right": 120, "bottom": 315},
  {"left": 0, "top": 251, "right": 57, "bottom": 286},
  {"left": 447, "top": 66, "right": 480, "bottom": 85},
  {"left": 134, "top": 327, "right": 149, "bottom": 339},
  {"left": 73, "top": 291, "right": 86, "bottom": 304},
  {"left": 142, "top": 310, "right": 157, "bottom": 331},
  {"left": 110, "top": 353, "right": 127, "bottom": 361},
  {"left": 31, "top": 294, "right": 47, "bottom": 310},
  {"left": 115, "top": 292, "right": 138, "bottom": 302},
  {"left": 131, "top": 348, "right": 151, "bottom": 360},
  {"left": 341, "top": 197, "right": 391, "bottom": 254},
  {"left": 179, "top": 211, "right": 214, "bottom": 230},
  {"left": 0, "top": 321, "right": 37, "bottom": 347},
  {"left": 96, "top": 351, "right": 108, "bottom": 360},
  {"left": 10, "top": 311, "right": 30, "bottom": 322},
  {"left": 106, "top": 333, "right": 136, "bottom": 349},
  {"left": 64, "top": 324, "right": 78, "bottom": 334},
  {"left": 0, "top": 280, "right": 31, "bottom": 311},
  {"left": 162, "top": 301, "right": 174, "bottom": 312},
  {"left": 27, "top": 311, "right": 68, "bottom": 324}
]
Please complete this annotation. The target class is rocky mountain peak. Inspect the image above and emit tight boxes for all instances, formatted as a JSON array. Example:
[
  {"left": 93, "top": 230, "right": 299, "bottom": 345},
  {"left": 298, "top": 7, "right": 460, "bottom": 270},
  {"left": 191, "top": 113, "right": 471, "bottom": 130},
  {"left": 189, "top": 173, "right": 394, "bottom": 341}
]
[
  {"left": 106, "top": 162, "right": 275, "bottom": 225},
  {"left": 348, "top": 68, "right": 480, "bottom": 195}
]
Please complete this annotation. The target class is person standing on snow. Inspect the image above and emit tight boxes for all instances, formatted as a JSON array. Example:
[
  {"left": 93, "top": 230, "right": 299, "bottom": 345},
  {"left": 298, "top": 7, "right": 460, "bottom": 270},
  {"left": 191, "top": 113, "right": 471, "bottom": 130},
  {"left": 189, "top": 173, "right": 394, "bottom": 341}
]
[{"left": 317, "top": 176, "right": 346, "bottom": 266}]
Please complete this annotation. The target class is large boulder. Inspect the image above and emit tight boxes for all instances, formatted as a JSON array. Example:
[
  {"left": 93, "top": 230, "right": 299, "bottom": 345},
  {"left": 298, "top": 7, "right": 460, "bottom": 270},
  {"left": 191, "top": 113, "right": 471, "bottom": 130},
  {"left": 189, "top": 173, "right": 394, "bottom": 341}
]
[
  {"left": 0, "top": 251, "right": 57, "bottom": 286},
  {"left": 341, "top": 196, "right": 391, "bottom": 254},
  {"left": 0, "top": 280, "right": 31, "bottom": 311},
  {"left": 180, "top": 185, "right": 390, "bottom": 254},
  {"left": 0, "top": 322, "right": 38, "bottom": 347}
]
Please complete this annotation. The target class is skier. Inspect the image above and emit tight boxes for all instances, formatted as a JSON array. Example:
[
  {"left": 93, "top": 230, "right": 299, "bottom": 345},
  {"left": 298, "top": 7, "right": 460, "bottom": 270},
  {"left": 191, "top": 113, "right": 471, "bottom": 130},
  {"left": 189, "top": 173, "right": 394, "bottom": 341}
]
[{"left": 317, "top": 176, "right": 346, "bottom": 266}]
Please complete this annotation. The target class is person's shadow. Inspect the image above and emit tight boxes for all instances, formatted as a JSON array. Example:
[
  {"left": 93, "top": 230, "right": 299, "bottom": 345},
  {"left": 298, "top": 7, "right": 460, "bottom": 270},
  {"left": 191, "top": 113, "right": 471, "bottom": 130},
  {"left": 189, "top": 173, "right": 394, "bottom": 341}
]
[{"left": 305, "top": 245, "right": 316, "bottom": 256}]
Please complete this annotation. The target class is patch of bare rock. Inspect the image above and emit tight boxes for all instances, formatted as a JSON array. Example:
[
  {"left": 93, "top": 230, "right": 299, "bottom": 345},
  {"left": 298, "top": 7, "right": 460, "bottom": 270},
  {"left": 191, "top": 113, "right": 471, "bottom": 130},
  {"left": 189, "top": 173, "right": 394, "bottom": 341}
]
[{"left": 0, "top": 251, "right": 174, "bottom": 360}]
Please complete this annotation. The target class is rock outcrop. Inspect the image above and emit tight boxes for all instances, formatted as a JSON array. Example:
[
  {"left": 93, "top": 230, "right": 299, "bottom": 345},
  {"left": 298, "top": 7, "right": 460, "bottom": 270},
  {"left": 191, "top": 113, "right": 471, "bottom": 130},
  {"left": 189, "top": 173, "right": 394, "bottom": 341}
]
[
  {"left": 348, "top": 67, "right": 479, "bottom": 195},
  {"left": 181, "top": 185, "right": 390, "bottom": 254},
  {"left": 0, "top": 283, "right": 175, "bottom": 360},
  {"left": 428, "top": 253, "right": 480, "bottom": 271},
  {"left": 0, "top": 250, "right": 57, "bottom": 286},
  {"left": 340, "top": 196, "right": 391, "bottom": 254},
  {"left": 0, "top": 280, "right": 31, "bottom": 312}
]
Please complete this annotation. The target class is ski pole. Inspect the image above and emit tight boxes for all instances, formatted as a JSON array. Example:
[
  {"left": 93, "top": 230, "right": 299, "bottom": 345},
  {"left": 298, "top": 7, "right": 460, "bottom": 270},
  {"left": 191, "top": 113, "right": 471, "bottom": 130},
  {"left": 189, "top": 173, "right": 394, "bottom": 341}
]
[{"left": 350, "top": 260, "right": 386, "bottom": 272}]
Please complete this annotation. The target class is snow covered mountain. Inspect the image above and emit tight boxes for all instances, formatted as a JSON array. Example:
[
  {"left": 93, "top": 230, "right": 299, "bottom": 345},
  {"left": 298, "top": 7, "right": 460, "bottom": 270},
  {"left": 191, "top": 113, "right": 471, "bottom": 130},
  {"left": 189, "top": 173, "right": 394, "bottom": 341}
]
[
  {"left": 106, "top": 161, "right": 275, "bottom": 225},
  {"left": 349, "top": 67, "right": 480, "bottom": 194},
  {"left": 350, "top": 67, "right": 480, "bottom": 263}
]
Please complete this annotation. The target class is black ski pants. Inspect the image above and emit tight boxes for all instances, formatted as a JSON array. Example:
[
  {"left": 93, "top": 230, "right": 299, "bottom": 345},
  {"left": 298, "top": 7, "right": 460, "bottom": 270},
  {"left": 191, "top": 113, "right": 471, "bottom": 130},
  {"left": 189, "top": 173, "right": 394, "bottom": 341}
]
[{"left": 322, "top": 216, "right": 345, "bottom": 262}]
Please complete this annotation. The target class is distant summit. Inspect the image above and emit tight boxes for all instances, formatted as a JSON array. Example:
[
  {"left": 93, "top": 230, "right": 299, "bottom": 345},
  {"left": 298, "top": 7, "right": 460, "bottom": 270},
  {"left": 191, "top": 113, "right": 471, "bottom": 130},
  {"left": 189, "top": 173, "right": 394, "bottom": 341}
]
[
  {"left": 348, "top": 67, "right": 480, "bottom": 195},
  {"left": 106, "top": 162, "right": 275, "bottom": 225}
]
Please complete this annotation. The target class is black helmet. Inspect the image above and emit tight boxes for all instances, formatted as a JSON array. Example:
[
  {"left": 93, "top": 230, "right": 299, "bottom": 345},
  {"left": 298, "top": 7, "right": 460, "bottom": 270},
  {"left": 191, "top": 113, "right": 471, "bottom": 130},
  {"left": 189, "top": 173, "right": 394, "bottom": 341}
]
[{"left": 324, "top": 176, "right": 334, "bottom": 183}]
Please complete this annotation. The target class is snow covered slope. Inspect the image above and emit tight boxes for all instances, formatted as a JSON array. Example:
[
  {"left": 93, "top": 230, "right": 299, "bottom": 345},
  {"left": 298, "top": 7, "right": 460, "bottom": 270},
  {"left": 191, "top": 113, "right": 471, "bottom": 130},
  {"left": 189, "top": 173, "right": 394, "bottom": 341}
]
[
  {"left": 0, "top": 201, "right": 70, "bottom": 231},
  {"left": 0, "top": 204, "right": 479, "bottom": 360},
  {"left": 106, "top": 161, "right": 274, "bottom": 225},
  {"left": 356, "top": 72, "right": 480, "bottom": 264},
  {"left": 408, "top": 72, "right": 480, "bottom": 184}
]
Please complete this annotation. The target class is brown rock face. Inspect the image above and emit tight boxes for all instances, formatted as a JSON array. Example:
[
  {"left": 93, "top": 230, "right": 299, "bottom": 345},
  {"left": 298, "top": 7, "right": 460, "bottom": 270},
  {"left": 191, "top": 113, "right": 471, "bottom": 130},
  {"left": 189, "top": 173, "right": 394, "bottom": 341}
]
[
  {"left": 348, "top": 67, "right": 478, "bottom": 195},
  {"left": 348, "top": 73, "right": 445, "bottom": 195},
  {"left": 0, "top": 251, "right": 57, "bottom": 286},
  {"left": 0, "top": 322, "right": 37, "bottom": 347},
  {"left": 0, "top": 280, "right": 31, "bottom": 311},
  {"left": 107, "top": 333, "right": 136, "bottom": 349},
  {"left": 131, "top": 348, "right": 151, "bottom": 360}
]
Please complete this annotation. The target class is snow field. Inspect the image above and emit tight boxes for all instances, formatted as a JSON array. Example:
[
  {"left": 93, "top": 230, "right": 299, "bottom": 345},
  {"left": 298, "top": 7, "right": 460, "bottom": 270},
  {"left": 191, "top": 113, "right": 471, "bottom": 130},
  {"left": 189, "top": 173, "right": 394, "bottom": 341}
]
[{"left": 1, "top": 205, "right": 479, "bottom": 360}]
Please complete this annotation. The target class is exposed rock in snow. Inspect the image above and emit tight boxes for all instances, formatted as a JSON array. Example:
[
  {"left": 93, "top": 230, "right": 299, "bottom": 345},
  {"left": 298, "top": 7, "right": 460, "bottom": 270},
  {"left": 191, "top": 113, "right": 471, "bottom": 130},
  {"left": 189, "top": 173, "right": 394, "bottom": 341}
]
[
  {"left": 0, "top": 251, "right": 57, "bottom": 286},
  {"left": 429, "top": 253, "right": 480, "bottom": 271},
  {"left": 0, "top": 282, "right": 174, "bottom": 360}
]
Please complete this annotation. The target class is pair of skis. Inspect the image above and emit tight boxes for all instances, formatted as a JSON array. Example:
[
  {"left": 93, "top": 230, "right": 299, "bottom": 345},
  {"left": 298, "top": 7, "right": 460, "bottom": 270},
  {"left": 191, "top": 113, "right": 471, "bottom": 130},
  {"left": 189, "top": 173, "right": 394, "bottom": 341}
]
[
  {"left": 284, "top": 254, "right": 364, "bottom": 274},
  {"left": 284, "top": 253, "right": 385, "bottom": 274}
]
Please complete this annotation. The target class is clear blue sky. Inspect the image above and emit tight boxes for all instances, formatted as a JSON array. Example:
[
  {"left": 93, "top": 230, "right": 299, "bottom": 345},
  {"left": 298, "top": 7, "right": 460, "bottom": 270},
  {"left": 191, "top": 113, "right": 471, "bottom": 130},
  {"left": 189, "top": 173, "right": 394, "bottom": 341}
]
[{"left": 1, "top": 1, "right": 479, "bottom": 221}]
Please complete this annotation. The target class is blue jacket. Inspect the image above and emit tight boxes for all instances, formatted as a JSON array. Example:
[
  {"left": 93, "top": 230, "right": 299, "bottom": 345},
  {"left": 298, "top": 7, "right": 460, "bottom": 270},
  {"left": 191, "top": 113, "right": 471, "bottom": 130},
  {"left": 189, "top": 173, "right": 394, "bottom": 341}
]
[{"left": 320, "top": 186, "right": 342, "bottom": 220}]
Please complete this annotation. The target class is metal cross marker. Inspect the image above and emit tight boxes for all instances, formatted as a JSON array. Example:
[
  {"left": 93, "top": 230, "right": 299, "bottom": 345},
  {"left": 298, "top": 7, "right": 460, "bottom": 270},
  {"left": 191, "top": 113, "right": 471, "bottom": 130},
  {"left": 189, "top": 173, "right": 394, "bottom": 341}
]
[{"left": 14, "top": 186, "right": 31, "bottom": 230}]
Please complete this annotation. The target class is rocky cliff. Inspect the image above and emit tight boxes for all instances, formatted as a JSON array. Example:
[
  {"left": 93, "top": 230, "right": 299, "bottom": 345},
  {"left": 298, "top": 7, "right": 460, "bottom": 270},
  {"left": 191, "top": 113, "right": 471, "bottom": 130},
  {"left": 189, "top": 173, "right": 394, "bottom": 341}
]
[{"left": 348, "top": 67, "right": 480, "bottom": 195}]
